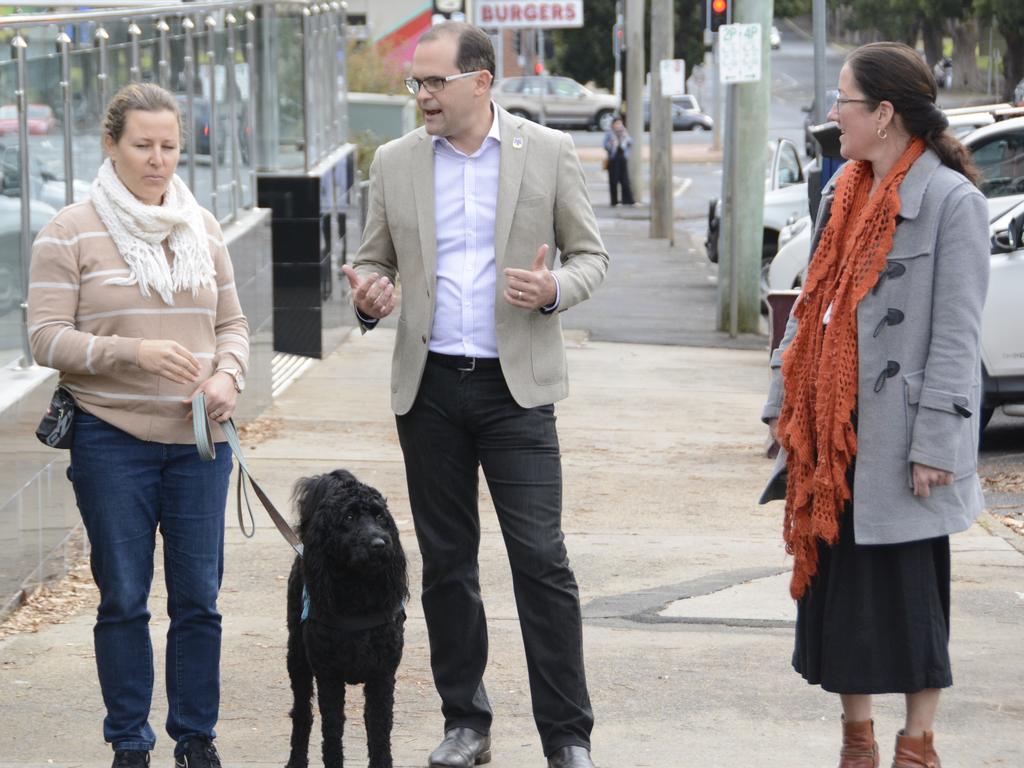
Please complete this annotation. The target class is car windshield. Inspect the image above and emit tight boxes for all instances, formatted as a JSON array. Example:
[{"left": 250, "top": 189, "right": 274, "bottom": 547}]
[{"left": 28, "top": 105, "right": 50, "bottom": 119}]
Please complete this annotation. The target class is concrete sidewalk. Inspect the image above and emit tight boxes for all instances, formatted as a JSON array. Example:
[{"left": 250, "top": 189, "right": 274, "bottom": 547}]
[{"left": 1, "top": 208, "right": 1023, "bottom": 766}]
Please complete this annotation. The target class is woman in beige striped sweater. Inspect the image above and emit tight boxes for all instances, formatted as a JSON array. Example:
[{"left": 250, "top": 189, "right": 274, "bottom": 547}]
[{"left": 27, "top": 83, "right": 248, "bottom": 768}]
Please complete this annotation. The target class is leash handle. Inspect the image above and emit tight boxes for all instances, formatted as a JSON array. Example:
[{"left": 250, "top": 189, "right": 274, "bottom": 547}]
[{"left": 192, "top": 393, "right": 304, "bottom": 557}]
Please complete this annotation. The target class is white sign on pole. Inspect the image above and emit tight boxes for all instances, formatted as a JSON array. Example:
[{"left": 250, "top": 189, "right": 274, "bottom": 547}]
[
  {"left": 476, "top": 1, "right": 584, "bottom": 29},
  {"left": 718, "top": 23, "right": 762, "bottom": 84},
  {"left": 659, "top": 59, "right": 686, "bottom": 97}
]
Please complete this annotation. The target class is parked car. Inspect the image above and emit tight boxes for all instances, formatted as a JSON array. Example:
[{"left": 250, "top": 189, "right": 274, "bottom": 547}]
[
  {"left": 643, "top": 94, "right": 713, "bottom": 131},
  {"left": 982, "top": 202, "right": 1024, "bottom": 427},
  {"left": 0, "top": 142, "right": 90, "bottom": 210},
  {"left": 703, "top": 137, "right": 806, "bottom": 265},
  {"left": 802, "top": 89, "right": 839, "bottom": 157},
  {"left": 0, "top": 103, "right": 56, "bottom": 136},
  {"left": 0, "top": 194, "right": 58, "bottom": 312},
  {"left": 770, "top": 25, "right": 781, "bottom": 50},
  {"left": 176, "top": 95, "right": 251, "bottom": 164},
  {"left": 493, "top": 75, "right": 620, "bottom": 131}
]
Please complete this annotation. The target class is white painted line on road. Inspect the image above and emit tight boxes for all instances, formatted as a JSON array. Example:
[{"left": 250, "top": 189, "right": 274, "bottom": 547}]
[{"left": 673, "top": 177, "right": 692, "bottom": 198}]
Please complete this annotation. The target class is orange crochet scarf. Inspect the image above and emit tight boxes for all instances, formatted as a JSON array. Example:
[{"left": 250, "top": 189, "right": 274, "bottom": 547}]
[{"left": 778, "top": 137, "right": 925, "bottom": 600}]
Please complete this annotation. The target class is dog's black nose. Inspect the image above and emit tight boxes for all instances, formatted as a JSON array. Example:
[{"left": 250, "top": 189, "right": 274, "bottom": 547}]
[{"left": 370, "top": 537, "right": 387, "bottom": 549}]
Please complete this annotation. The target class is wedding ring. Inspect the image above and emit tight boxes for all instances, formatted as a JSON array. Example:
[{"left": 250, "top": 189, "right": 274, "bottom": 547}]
[{"left": 518, "top": 290, "right": 523, "bottom": 299}]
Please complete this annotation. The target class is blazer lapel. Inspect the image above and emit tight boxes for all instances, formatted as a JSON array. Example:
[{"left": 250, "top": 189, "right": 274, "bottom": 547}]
[
  {"left": 411, "top": 133, "right": 437, "bottom": 281},
  {"left": 494, "top": 107, "right": 527, "bottom": 268}
]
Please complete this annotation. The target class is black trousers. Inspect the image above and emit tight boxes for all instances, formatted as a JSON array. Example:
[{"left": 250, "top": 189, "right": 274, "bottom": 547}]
[
  {"left": 395, "top": 355, "right": 593, "bottom": 755},
  {"left": 608, "top": 148, "right": 634, "bottom": 206}
]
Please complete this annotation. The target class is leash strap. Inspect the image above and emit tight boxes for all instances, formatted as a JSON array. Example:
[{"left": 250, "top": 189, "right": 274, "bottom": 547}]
[{"left": 192, "top": 393, "right": 304, "bottom": 557}]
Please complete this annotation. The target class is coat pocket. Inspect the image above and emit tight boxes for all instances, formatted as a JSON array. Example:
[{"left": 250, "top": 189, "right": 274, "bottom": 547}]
[{"left": 903, "top": 369, "right": 979, "bottom": 484}]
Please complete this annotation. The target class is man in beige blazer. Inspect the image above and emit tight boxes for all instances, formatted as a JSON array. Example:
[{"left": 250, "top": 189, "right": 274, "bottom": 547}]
[{"left": 342, "top": 22, "right": 608, "bottom": 768}]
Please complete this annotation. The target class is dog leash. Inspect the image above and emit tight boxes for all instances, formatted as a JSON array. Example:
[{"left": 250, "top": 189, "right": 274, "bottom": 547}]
[{"left": 192, "top": 392, "right": 304, "bottom": 557}]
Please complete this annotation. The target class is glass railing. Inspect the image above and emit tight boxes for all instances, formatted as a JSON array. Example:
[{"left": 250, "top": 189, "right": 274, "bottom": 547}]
[{"left": 0, "top": 0, "right": 348, "bottom": 371}]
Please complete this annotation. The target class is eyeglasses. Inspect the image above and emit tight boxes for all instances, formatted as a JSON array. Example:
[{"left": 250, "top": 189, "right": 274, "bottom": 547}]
[
  {"left": 833, "top": 97, "right": 874, "bottom": 109},
  {"left": 404, "top": 70, "right": 485, "bottom": 95}
]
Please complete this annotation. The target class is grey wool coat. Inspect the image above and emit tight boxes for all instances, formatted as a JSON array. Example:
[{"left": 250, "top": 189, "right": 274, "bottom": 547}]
[{"left": 760, "top": 149, "right": 991, "bottom": 545}]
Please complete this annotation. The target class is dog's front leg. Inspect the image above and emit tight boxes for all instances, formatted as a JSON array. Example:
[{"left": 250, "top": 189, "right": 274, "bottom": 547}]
[
  {"left": 286, "top": 627, "right": 314, "bottom": 768},
  {"left": 363, "top": 675, "right": 395, "bottom": 768},
  {"left": 316, "top": 674, "right": 346, "bottom": 768}
]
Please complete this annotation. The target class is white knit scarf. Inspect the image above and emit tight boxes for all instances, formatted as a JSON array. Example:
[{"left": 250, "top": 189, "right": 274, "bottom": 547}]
[{"left": 90, "top": 158, "right": 216, "bottom": 305}]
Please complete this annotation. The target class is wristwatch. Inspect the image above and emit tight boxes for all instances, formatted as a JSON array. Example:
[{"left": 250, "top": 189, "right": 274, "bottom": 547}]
[{"left": 217, "top": 367, "right": 246, "bottom": 393}]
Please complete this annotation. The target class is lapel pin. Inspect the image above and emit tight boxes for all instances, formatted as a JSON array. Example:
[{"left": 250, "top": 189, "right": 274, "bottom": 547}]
[{"left": 512, "top": 135, "right": 523, "bottom": 150}]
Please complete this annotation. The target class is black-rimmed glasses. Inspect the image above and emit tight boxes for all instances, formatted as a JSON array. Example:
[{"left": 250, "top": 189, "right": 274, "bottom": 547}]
[
  {"left": 834, "top": 97, "right": 874, "bottom": 109},
  {"left": 404, "top": 70, "right": 485, "bottom": 95}
]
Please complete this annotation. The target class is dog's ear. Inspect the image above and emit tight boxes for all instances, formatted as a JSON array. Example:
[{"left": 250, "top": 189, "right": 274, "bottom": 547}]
[
  {"left": 328, "top": 469, "right": 359, "bottom": 487},
  {"left": 292, "top": 474, "right": 330, "bottom": 528}
]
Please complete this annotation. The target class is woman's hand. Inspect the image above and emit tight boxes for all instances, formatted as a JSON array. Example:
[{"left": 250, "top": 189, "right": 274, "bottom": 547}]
[
  {"left": 138, "top": 339, "right": 200, "bottom": 384},
  {"left": 186, "top": 371, "right": 238, "bottom": 423},
  {"left": 911, "top": 462, "right": 954, "bottom": 498}
]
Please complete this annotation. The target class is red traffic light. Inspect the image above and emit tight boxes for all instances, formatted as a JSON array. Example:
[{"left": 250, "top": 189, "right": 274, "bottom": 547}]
[{"left": 712, "top": 0, "right": 727, "bottom": 11}]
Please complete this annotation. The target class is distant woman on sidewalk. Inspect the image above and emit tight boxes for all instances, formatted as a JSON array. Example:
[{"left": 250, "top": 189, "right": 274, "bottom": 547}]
[
  {"left": 603, "top": 116, "right": 635, "bottom": 206},
  {"left": 28, "top": 83, "right": 248, "bottom": 768},
  {"left": 760, "top": 42, "right": 989, "bottom": 768}
]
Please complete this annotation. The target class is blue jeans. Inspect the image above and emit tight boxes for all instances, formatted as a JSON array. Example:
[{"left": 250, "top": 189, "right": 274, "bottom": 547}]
[{"left": 69, "top": 411, "right": 232, "bottom": 753}]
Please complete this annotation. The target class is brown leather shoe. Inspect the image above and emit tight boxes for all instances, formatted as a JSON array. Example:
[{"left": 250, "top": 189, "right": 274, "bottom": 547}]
[
  {"left": 427, "top": 727, "right": 491, "bottom": 767},
  {"left": 839, "top": 717, "right": 880, "bottom": 768},
  {"left": 547, "top": 745, "right": 596, "bottom": 768},
  {"left": 891, "top": 729, "right": 941, "bottom": 768}
]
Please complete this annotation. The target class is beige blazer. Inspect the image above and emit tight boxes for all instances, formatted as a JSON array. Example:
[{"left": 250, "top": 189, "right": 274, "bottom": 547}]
[{"left": 353, "top": 104, "right": 609, "bottom": 415}]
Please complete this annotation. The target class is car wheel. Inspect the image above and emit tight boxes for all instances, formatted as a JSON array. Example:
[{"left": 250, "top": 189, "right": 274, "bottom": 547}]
[
  {"left": 509, "top": 109, "right": 533, "bottom": 123},
  {"left": 691, "top": 124, "right": 706, "bottom": 132},
  {"left": 596, "top": 110, "right": 615, "bottom": 132}
]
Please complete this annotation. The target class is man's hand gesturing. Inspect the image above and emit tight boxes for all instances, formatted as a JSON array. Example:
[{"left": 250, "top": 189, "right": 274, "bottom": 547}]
[
  {"left": 342, "top": 265, "right": 397, "bottom": 320},
  {"left": 504, "top": 244, "right": 557, "bottom": 310}
]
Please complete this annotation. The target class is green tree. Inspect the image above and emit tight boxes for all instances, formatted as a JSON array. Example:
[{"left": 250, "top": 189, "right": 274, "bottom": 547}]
[
  {"left": 979, "top": 0, "right": 1024, "bottom": 100},
  {"left": 550, "top": 0, "right": 706, "bottom": 93}
]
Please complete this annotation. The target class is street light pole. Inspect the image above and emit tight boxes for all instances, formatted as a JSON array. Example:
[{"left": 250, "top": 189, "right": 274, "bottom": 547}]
[
  {"left": 649, "top": 0, "right": 673, "bottom": 241},
  {"left": 625, "top": 0, "right": 645, "bottom": 202},
  {"left": 813, "top": 0, "right": 827, "bottom": 124}
]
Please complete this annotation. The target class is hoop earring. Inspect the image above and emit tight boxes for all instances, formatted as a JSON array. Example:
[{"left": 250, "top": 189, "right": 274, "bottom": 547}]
[{"left": 876, "top": 127, "right": 888, "bottom": 140}]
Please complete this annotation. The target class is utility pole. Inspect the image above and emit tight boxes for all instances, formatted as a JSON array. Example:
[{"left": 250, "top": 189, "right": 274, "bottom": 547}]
[
  {"left": 717, "top": 0, "right": 773, "bottom": 336},
  {"left": 812, "top": 0, "right": 827, "bottom": 124},
  {"left": 649, "top": 0, "right": 673, "bottom": 240},
  {"left": 625, "top": 0, "right": 645, "bottom": 202},
  {"left": 711, "top": 37, "right": 722, "bottom": 151}
]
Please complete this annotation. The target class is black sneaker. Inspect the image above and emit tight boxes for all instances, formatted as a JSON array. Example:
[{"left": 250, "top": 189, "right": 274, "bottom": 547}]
[
  {"left": 174, "top": 737, "right": 222, "bottom": 768},
  {"left": 112, "top": 751, "right": 150, "bottom": 768}
]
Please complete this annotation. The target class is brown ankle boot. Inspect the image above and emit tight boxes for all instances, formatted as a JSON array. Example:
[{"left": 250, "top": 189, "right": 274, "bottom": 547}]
[
  {"left": 891, "top": 730, "right": 941, "bottom": 768},
  {"left": 838, "top": 717, "right": 880, "bottom": 768}
]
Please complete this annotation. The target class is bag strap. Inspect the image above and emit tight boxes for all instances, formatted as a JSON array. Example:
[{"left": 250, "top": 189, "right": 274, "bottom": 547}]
[{"left": 193, "top": 393, "right": 304, "bottom": 557}]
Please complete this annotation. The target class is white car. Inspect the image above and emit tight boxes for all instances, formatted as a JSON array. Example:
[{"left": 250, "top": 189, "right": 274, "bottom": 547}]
[
  {"left": 704, "top": 137, "right": 806, "bottom": 264},
  {"left": 767, "top": 196, "right": 1024, "bottom": 433},
  {"left": 768, "top": 116, "right": 1024, "bottom": 295}
]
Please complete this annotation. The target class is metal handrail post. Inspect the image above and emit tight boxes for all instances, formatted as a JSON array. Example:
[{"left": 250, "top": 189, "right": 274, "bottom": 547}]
[
  {"left": 226, "top": 12, "right": 240, "bottom": 219},
  {"left": 301, "top": 6, "right": 311, "bottom": 172},
  {"left": 13, "top": 33, "right": 34, "bottom": 367},
  {"left": 157, "top": 18, "right": 171, "bottom": 89},
  {"left": 128, "top": 22, "right": 142, "bottom": 82},
  {"left": 183, "top": 16, "right": 197, "bottom": 190},
  {"left": 244, "top": 9, "right": 258, "bottom": 188},
  {"left": 205, "top": 13, "right": 218, "bottom": 217},
  {"left": 57, "top": 31, "right": 75, "bottom": 206},
  {"left": 96, "top": 26, "right": 110, "bottom": 114}
]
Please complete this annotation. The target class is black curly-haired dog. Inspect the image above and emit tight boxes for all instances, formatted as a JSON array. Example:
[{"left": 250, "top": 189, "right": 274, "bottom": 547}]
[{"left": 285, "top": 469, "right": 408, "bottom": 768}]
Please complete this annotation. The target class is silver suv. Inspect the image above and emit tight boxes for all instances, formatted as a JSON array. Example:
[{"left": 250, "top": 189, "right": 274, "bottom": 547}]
[{"left": 493, "top": 76, "right": 620, "bottom": 131}]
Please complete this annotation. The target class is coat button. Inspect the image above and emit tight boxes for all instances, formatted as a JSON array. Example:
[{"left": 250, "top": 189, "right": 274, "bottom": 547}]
[
  {"left": 872, "top": 308, "right": 906, "bottom": 337},
  {"left": 873, "top": 360, "right": 901, "bottom": 393}
]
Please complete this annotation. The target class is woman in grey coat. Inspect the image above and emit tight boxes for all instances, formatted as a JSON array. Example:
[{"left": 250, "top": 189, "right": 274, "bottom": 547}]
[{"left": 761, "top": 43, "right": 989, "bottom": 768}]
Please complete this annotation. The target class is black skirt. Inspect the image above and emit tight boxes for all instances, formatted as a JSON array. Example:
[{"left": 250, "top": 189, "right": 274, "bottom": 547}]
[{"left": 792, "top": 503, "right": 953, "bottom": 694}]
